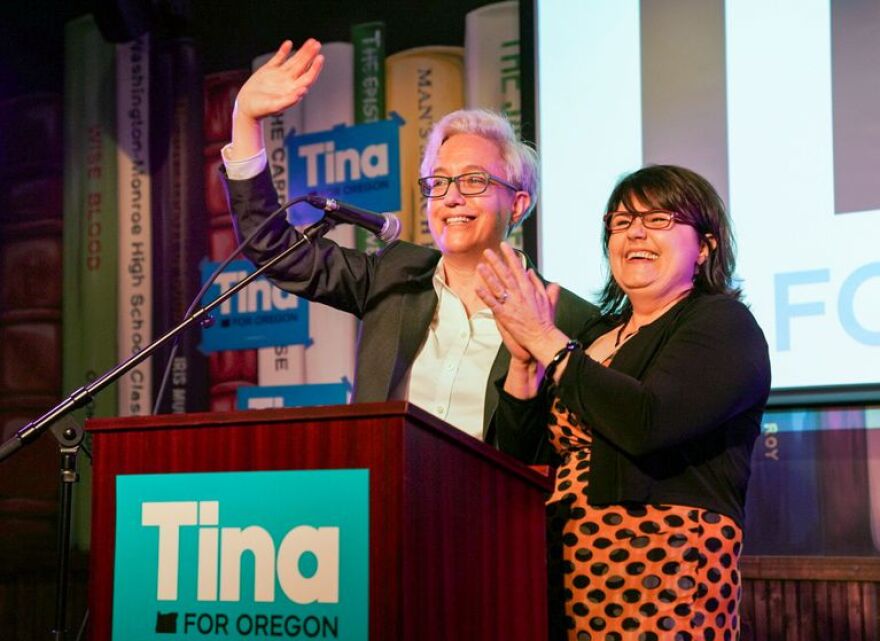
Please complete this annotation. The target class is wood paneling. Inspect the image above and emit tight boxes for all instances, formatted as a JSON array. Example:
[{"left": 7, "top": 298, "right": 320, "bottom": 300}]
[{"left": 740, "top": 556, "right": 880, "bottom": 641}]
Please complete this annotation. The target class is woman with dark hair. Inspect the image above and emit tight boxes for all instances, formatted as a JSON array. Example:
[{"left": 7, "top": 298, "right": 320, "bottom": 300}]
[{"left": 475, "top": 165, "right": 770, "bottom": 640}]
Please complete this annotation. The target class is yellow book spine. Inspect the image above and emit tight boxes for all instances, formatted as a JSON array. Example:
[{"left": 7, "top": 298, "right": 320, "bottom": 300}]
[{"left": 386, "top": 47, "right": 464, "bottom": 246}]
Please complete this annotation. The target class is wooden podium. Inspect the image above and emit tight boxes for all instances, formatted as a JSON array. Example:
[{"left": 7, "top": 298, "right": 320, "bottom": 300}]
[{"left": 85, "top": 401, "right": 552, "bottom": 640}]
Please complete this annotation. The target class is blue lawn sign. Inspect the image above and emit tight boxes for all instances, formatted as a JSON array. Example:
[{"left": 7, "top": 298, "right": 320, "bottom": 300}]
[
  {"left": 287, "top": 115, "right": 403, "bottom": 225},
  {"left": 236, "top": 379, "right": 353, "bottom": 410},
  {"left": 112, "top": 469, "right": 369, "bottom": 641},
  {"left": 199, "top": 259, "right": 310, "bottom": 353}
]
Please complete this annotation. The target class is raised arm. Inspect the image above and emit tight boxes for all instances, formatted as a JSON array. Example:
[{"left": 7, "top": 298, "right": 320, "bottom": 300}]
[{"left": 228, "top": 39, "right": 324, "bottom": 161}]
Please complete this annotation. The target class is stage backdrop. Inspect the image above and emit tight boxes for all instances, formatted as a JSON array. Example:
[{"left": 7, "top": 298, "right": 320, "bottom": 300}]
[
  {"left": 536, "top": 0, "right": 880, "bottom": 399},
  {"left": 534, "top": 0, "right": 880, "bottom": 555}
]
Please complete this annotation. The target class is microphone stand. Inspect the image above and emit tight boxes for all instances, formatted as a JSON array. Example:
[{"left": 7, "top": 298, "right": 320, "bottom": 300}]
[{"left": 0, "top": 216, "right": 337, "bottom": 641}]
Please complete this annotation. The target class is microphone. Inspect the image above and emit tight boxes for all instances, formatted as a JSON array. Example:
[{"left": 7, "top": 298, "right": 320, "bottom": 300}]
[{"left": 306, "top": 195, "right": 402, "bottom": 243}]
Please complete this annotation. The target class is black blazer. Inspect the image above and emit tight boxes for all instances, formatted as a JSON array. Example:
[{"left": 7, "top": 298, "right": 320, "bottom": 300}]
[
  {"left": 223, "top": 166, "right": 598, "bottom": 441},
  {"left": 495, "top": 292, "right": 771, "bottom": 526}
]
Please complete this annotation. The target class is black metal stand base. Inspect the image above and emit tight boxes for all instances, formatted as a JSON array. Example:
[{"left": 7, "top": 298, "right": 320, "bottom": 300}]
[{"left": 49, "top": 416, "right": 87, "bottom": 641}]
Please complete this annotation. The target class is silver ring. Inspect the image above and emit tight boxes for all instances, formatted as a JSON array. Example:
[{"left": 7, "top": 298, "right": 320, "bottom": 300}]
[{"left": 497, "top": 291, "right": 509, "bottom": 305}]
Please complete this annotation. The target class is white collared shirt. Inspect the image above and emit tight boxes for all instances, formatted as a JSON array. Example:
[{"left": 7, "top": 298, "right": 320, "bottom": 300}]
[{"left": 399, "top": 259, "right": 503, "bottom": 440}]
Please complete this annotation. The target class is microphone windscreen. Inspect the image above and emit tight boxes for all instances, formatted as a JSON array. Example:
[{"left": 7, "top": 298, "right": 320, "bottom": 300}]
[{"left": 380, "top": 214, "right": 402, "bottom": 243}]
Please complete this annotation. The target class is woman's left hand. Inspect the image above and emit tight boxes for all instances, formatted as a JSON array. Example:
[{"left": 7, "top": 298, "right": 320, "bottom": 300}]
[{"left": 476, "top": 242, "right": 567, "bottom": 363}]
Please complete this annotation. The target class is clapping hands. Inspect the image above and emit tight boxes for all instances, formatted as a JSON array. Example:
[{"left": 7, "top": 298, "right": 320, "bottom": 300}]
[{"left": 476, "top": 242, "right": 562, "bottom": 364}]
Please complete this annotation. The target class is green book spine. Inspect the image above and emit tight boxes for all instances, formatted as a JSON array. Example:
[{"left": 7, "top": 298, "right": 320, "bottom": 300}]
[
  {"left": 62, "top": 15, "right": 119, "bottom": 417},
  {"left": 62, "top": 14, "right": 119, "bottom": 550},
  {"left": 352, "top": 21, "right": 386, "bottom": 253}
]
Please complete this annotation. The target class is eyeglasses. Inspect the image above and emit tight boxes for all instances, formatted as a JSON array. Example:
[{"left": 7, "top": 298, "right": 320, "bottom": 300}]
[
  {"left": 604, "top": 209, "right": 684, "bottom": 233},
  {"left": 418, "top": 172, "right": 519, "bottom": 198}
]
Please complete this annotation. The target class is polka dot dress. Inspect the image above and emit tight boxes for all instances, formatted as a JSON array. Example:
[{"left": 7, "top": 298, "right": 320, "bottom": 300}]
[{"left": 546, "top": 395, "right": 743, "bottom": 641}]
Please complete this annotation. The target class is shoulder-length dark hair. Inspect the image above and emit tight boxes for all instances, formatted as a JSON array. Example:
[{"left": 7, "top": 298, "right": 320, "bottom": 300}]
[{"left": 598, "top": 164, "right": 740, "bottom": 318}]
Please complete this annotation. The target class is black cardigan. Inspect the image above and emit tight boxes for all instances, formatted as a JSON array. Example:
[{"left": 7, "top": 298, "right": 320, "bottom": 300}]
[{"left": 495, "top": 292, "right": 771, "bottom": 527}]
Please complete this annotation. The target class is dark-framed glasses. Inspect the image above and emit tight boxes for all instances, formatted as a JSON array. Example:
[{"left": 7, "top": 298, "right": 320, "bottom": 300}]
[
  {"left": 604, "top": 209, "right": 682, "bottom": 233},
  {"left": 418, "top": 171, "right": 519, "bottom": 198}
]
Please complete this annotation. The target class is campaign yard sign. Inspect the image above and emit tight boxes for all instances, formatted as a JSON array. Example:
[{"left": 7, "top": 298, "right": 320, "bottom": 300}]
[{"left": 112, "top": 469, "right": 369, "bottom": 640}]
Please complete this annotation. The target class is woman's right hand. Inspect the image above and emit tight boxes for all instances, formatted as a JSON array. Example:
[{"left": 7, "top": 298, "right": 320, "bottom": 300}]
[
  {"left": 229, "top": 39, "right": 325, "bottom": 159},
  {"left": 236, "top": 39, "right": 324, "bottom": 123}
]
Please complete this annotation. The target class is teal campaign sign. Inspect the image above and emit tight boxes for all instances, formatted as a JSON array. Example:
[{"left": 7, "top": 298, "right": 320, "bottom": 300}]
[
  {"left": 113, "top": 470, "right": 369, "bottom": 640},
  {"left": 199, "top": 259, "right": 311, "bottom": 352},
  {"left": 236, "top": 380, "right": 352, "bottom": 410},
  {"left": 287, "top": 116, "right": 403, "bottom": 225}
]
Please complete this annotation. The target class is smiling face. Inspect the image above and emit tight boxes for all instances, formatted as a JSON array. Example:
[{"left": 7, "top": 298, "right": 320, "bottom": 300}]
[
  {"left": 425, "top": 133, "right": 528, "bottom": 263},
  {"left": 607, "top": 196, "right": 709, "bottom": 309}
]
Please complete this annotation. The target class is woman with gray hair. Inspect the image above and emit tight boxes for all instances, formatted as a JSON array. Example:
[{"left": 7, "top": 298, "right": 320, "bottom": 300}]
[
  {"left": 221, "top": 39, "right": 596, "bottom": 441},
  {"left": 419, "top": 107, "right": 540, "bottom": 225}
]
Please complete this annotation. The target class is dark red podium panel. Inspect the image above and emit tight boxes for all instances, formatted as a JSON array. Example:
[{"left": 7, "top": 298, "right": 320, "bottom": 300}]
[{"left": 86, "top": 402, "right": 552, "bottom": 641}]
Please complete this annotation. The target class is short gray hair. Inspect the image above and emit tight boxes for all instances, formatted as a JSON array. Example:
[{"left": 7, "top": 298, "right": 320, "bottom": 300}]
[{"left": 419, "top": 109, "right": 539, "bottom": 223}]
